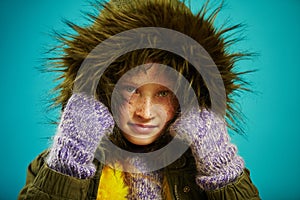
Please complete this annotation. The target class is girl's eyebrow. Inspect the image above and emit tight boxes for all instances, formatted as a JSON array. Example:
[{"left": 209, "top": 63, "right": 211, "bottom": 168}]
[
  {"left": 119, "top": 78, "right": 174, "bottom": 89},
  {"left": 119, "top": 80, "right": 138, "bottom": 86}
]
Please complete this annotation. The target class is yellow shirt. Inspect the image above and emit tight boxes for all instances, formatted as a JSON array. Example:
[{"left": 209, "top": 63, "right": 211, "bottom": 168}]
[{"left": 97, "top": 165, "right": 129, "bottom": 200}]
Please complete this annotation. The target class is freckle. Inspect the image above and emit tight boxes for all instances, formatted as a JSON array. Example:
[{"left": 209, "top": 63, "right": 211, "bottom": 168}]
[{"left": 128, "top": 99, "right": 133, "bottom": 105}]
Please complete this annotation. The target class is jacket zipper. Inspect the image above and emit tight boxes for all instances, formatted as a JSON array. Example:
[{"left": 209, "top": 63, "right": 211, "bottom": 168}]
[{"left": 174, "top": 184, "right": 180, "bottom": 200}]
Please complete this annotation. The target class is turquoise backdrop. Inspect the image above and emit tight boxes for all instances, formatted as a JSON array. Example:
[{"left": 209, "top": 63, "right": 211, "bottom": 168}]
[{"left": 0, "top": 0, "right": 299, "bottom": 199}]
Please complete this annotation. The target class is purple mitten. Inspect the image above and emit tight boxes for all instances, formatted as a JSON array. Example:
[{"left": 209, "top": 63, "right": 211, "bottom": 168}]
[
  {"left": 46, "top": 93, "right": 115, "bottom": 179},
  {"left": 171, "top": 108, "right": 244, "bottom": 190}
]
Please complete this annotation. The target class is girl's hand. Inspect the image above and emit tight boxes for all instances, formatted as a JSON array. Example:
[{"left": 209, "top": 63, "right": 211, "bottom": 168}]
[
  {"left": 46, "top": 93, "right": 115, "bottom": 179},
  {"left": 171, "top": 108, "right": 244, "bottom": 190}
]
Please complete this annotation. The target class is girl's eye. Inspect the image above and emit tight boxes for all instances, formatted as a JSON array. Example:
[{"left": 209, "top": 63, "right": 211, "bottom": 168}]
[
  {"left": 157, "top": 90, "right": 170, "bottom": 97},
  {"left": 124, "top": 86, "right": 137, "bottom": 93}
]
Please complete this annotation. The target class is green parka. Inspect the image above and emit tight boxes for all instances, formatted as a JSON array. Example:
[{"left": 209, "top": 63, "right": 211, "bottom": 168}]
[{"left": 18, "top": 148, "right": 260, "bottom": 200}]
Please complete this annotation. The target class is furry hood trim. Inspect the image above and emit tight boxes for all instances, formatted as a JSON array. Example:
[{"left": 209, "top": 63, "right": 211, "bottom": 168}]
[{"left": 48, "top": 0, "right": 253, "bottom": 133}]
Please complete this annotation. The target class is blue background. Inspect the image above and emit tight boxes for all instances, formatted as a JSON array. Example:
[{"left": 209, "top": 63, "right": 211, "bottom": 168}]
[{"left": 0, "top": 0, "right": 299, "bottom": 199}]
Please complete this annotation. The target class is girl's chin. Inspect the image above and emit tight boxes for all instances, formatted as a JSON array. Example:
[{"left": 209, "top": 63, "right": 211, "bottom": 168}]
[{"left": 122, "top": 133, "right": 160, "bottom": 146}]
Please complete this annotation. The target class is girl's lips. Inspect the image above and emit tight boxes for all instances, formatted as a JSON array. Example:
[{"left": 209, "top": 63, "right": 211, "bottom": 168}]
[{"left": 128, "top": 123, "right": 158, "bottom": 135}]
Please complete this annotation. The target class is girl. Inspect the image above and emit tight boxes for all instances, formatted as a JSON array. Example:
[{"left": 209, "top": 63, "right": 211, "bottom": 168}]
[{"left": 19, "top": 0, "right": 260, "bottom": 199}]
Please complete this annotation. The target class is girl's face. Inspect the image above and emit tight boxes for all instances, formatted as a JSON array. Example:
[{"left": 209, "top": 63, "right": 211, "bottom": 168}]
[{"left": 114, "top": 64, "right": 178, "bottom": 146}]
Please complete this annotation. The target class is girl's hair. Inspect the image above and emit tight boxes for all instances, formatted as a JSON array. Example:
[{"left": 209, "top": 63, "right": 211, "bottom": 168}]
[{"left": 46, "top": 0, "right": 253, "bottom": 133}]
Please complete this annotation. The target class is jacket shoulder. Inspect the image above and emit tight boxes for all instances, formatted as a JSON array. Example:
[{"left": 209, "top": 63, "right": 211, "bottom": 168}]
[
  {"left": 206, "top": 168, "right": 260, "bottom": 200},
  {"left": 18, "top": 150, "right": 99, "bottom": 200}
]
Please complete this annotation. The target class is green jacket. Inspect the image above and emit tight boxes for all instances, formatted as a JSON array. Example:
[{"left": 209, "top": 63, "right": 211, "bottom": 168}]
[{"left": 18, "top": 149, "right": 260, "bottom": 200}]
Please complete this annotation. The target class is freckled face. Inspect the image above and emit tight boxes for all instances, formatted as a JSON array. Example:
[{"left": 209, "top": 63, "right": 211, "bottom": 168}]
[{"left": 114, "top": 64, "right": 178, "bottom": 146}]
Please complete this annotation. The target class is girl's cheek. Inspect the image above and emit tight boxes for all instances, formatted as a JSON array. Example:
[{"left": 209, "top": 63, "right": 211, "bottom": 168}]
[
  {"left": 116, "top": 97, "right": 134, "bottom": 121},
  {"left": 126, "top": 97, "right": 137, "bottom": 115},
  {"left": 161, "top": 97, "right": 178, "bottom": 121},
  {"left": 120, "top": 93, "right": 136, "bottom": 108}
]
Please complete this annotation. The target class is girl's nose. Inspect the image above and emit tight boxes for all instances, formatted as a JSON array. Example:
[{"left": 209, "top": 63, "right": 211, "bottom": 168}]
[{"left": 134, "top": 96, "right": 154, "bottom": 120}]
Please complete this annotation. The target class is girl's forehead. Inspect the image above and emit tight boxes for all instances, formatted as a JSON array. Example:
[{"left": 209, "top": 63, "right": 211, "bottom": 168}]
[{"left": 119, "top": 63, "right": 177, "bottom": 87}]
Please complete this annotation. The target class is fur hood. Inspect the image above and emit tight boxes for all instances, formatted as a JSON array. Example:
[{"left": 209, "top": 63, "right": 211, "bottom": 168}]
[{"left": 48, "top": 0, "right": 252, "bottom": 133}]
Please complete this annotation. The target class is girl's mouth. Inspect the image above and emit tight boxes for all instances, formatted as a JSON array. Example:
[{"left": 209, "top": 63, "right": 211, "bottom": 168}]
[{"left": 127, "top": 123, "right": 158, "bottom": 135}]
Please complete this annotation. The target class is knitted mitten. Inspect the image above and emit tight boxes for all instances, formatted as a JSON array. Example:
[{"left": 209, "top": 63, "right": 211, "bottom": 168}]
[
  {"left": 171, "top": 108, "right": 244, "bottom": 190},
  {"left": 127, "top": 157, "right": 163, "bottom": 200},
  {"left": 46, "top": 93, "right": 115, "bottom": 179}
]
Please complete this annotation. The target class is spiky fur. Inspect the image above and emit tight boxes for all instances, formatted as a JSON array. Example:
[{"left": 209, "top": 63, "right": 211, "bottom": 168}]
[{"left": 46, "top": 0, "right": 252, "bottom": 135}]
